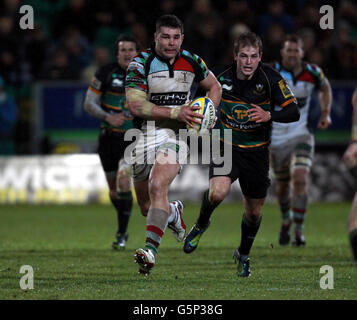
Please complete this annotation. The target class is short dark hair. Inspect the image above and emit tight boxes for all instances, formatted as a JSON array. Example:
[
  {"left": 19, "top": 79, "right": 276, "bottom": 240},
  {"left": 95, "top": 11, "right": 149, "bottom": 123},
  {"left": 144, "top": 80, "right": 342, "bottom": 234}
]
[
  {"left": 234, "top": 31, "right": 263, "bottom": 54},
  {"left": 114, "top": 35, "right": 141, "bottom": 56},
  {"left": 155, "top": 14, "right": 184, "bottom": 34},
  {"left": 283, "top": 34, "right": 303, "bottom": 49}
]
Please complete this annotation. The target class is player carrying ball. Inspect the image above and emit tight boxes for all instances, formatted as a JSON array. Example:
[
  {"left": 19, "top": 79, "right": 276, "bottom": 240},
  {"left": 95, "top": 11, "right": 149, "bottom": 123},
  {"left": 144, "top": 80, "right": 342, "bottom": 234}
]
[{"left": 125, "top": 14, "right": 221, "bottom": 275}]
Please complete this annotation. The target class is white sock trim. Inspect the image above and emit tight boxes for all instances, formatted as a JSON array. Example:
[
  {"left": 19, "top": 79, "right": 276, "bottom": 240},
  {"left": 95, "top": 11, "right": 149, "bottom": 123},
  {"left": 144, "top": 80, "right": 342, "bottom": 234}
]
[{"left": 167, "top": 203, "right": 176, "bottom": 223}]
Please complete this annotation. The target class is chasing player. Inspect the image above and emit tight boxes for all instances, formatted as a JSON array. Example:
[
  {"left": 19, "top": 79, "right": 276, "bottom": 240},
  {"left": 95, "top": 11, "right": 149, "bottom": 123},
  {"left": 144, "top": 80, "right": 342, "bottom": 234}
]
[
  {"left": 343, "top": 87, "right": 357, "bottom": 265},
  {"left": 84, "top": 35, "right": 139, "bottom": 250},
  {"left": 270, "top": 34, "right": 332, "bottom": 247},
  {"left": 183, "top": 32, "right": 300, "bottom": 277},
  {"left": 125, "top": 14, "right": 222, "bottom": 275}
]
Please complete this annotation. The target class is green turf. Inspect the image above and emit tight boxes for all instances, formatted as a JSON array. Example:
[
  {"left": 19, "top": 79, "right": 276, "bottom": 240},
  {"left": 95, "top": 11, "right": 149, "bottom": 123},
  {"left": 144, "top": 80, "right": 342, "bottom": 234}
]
[{"left": 0, "top": 202, "right": 356, "bottom": 300}]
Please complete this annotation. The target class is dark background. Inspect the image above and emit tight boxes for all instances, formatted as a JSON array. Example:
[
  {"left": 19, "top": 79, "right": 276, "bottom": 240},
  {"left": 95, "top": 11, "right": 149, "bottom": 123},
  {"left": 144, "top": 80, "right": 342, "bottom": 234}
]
[{"left": 0, "top": 0, "right": 356, "bottom": 155}]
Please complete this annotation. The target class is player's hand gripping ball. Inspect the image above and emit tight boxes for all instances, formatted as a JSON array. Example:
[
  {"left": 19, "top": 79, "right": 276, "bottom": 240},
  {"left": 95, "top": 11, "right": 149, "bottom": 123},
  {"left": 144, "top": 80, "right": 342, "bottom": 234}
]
[{"left": 187, "top": 97, "right": 216, "bottom": 135}]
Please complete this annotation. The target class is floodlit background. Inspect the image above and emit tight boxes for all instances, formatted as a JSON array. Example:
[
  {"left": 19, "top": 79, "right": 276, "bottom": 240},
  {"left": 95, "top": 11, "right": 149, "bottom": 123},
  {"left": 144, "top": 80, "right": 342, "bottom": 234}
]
[{"left": 0, "top": 0, "right": 356, "bottom": 204}]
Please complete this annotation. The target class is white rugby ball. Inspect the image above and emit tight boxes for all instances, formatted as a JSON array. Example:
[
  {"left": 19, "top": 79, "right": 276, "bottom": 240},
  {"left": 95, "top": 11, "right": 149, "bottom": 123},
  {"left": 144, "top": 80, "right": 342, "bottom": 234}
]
[{"left": 187, "top": 96, "right": 216, "bottom": 135}]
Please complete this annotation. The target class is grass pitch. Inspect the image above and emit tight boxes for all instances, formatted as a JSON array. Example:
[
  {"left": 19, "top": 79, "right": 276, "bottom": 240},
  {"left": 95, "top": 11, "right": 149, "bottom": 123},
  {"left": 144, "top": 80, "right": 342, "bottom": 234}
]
[{"left": 0, "top": 202, "right": 356, "bottom": 300}]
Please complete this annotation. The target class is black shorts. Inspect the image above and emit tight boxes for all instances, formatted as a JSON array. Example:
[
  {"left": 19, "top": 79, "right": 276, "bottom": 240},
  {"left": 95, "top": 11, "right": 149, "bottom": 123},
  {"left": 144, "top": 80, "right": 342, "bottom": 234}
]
[
  {"left": 98, "top": 129, "right": 131, "bottom": 173},
  {"left": 209, "top": 146, "right": 271, "bottom": 199}
]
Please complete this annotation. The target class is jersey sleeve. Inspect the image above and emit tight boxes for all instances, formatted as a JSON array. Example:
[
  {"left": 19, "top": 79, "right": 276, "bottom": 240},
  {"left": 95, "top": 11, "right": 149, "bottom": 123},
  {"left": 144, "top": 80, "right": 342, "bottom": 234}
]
[
  {"left": 193, "top": 54, "right": 209, "bottom": 82},
  {"left": 308, "top": 63, "right": 325, "bottom": 90},
  {"left": 181, "top": 50, "right": 209, "bottom": 83},
  {"left": 89, "top": 65, "right": 108, "bottom": 94},
  {"left": 125, "top": 54, "right": 148, "bottom": 92},
  {"left": 270, "top": 69, "right": 297, "bottom": 108}
]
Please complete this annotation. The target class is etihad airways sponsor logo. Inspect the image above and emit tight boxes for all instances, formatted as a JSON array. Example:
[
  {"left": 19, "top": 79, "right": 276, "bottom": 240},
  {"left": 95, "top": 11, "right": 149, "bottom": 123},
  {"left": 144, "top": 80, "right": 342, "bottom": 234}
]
[{"left": 150, "top": 92, "right": 188, "bottom": 106}]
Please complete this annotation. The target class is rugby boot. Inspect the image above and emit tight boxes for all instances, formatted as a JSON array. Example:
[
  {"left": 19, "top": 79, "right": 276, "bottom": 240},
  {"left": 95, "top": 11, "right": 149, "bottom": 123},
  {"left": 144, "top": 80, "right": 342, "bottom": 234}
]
[
  {"left": 112, "top": 232, "right": 128, "bottom": 250},
  {"left": 233, "top": 249, "right": 251, "bottom": 278},
  {"left": 134, "top": 248, "right": 156, "bottom": 276},
  {"left": 168, "top": 200, "right": 186, "bottom": 242},
  {"left": 183, "top": 221, "right": 210, "bottom": 253}
]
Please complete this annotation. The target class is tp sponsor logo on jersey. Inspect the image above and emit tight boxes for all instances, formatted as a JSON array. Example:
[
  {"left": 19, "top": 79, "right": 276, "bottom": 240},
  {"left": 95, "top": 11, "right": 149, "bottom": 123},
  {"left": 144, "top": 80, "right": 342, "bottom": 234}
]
[{"left": 232, "top": 104, "right": 251, "bottom": 124}]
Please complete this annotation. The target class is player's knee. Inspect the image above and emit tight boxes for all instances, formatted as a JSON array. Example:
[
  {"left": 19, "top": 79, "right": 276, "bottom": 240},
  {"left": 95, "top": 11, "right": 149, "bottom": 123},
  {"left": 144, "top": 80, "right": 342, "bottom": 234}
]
[
  {"left": 292, "top": 170, "right": 308, "bottom": 191},
  {"left": 246, "top": 211, "right": 262, "bottom": 223},
  {"left": 244, "top": 197, "right": 265, "bottom": 218},
  {"left": 118, "top": 178, "right": 131, "bottom": 193}
]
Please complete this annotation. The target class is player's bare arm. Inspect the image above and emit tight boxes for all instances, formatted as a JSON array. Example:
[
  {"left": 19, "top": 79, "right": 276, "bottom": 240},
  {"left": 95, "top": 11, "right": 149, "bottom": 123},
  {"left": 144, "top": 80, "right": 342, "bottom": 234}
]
[
  {"left": 126, "top": 88, "right": 204, "bottom": 127},
  {"left": 317, "top": 77, "right": 332, "bottom": 129},
  {"left": 198, "top": 71, "right": 222, "bottom": 109},
  {"left": 84, "top": 89, "right": 126, "bottom": 126}
]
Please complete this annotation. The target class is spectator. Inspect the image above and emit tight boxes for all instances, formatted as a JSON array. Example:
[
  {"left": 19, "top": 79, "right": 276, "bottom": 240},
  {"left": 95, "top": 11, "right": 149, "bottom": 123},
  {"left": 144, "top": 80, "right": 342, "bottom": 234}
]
[
  {"left": 259, "top": 0, "right": 295, "bottom": 37},
  {"left": 0, "top": 76, "right": 17, "bottom": 155},
  {"left": 23, "top": 24, "right": 49, "bottom": 79},
  {"left": 299, "top": 28, "right": 316, "bottom": 58},
  {"left": 81, "top": 46, "right": 110, "bottom": 82},
  {"left": 52, "top": 0, "right": 92, "bottom": 40},
  {"left": 223, "top": 0, "right": 257, "bottom": 32},
  {"left": 59, "top": 26, "right": 93, "bottom": 70},
  {"left": 39, "top": 47, "right": 80, "bottom": 80},
  {"left": 184, "top": 0, "right": 224, "bottom": 67},
  {"left": 327, "top": 22, "right": 357, "bottom": 79},
  {"left": 262, "top": 23, "right": 286, "bottom": 63}
]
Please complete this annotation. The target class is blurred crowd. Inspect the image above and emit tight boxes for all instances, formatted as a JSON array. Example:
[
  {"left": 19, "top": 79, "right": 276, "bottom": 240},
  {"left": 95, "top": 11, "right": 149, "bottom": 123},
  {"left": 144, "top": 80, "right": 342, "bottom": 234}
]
[
  {"left": 0, "top": 0, "right": 356, "bottom": 154},
  {"left": 0, "top": 0, "right": 356, "bottom": 87}
]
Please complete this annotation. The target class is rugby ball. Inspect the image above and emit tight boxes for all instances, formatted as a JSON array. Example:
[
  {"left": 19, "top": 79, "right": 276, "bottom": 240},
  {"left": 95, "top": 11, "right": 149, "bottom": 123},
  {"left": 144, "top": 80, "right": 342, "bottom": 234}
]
[{"left": 187, "top": 96, "right": 216, "bottom": 135}]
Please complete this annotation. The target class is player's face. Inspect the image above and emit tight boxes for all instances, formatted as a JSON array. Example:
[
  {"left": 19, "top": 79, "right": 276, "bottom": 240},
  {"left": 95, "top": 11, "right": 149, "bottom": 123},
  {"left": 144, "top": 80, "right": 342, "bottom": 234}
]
[
  {"left": 281, "top": 41, "right": 304, "bottom": 69},
  {"left": 234, "top": 45, "right": 262, "bottom": 79},
  {"left": 154, "top": 26, "right": 184, "bottom": 63},
  {"left": 117, "top": 41, "right": 138, "bottom": 69}
]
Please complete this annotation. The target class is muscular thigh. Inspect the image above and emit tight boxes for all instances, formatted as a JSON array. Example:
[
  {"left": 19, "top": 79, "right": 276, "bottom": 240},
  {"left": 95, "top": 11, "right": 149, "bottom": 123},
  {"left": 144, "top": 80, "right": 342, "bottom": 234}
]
[
  {"left": 270, "top": 134, "right": 314, "bottom": 180},
  {"left": 131, "top": 128, "right": 188, "bottom": 183}
]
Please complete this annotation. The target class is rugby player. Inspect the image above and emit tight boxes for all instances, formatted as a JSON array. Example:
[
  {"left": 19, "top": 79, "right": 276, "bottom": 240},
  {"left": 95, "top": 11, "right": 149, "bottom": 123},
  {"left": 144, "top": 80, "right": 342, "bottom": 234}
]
[
  {"left": 270, "top": 34, "right": 332, "bottom": 247},
  {"left": 125, "top": 14, "right": 222, "bottom": 275},
  {"left": 343, "top": 87, "right": 357, "bottom": 265},
  {"left": 183, "top": 31, "right": 300, "bottom": 277},
  {"left": 83, "top": 35, "right": 139, "bottom": 250}
]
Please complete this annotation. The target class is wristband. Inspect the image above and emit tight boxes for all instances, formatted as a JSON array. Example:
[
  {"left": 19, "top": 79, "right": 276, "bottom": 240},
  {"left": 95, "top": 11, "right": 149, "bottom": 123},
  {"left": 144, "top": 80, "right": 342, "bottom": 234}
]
[
  {"left": 267, "top": 111, "right": 271, "bottom": 121},
  {"left": 169, "top": 106, "right": 182, "bottom": 119}
]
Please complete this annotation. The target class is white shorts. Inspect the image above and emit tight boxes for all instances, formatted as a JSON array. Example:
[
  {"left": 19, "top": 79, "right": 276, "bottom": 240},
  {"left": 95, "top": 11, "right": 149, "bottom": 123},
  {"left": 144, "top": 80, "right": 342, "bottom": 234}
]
[
  {"left": 269, "top": 134, "right": 314, "bottom": 181},
  {"left": 130, "top": 126, "right": 189, "bottom": 182}
]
